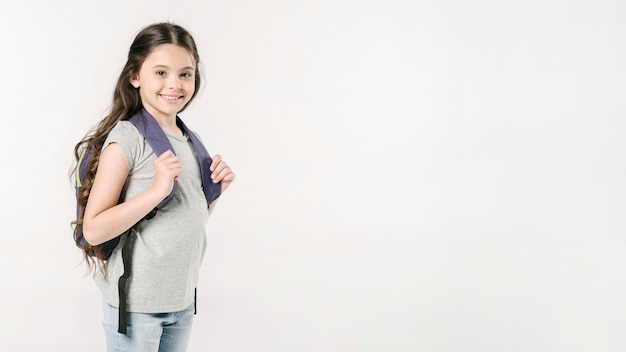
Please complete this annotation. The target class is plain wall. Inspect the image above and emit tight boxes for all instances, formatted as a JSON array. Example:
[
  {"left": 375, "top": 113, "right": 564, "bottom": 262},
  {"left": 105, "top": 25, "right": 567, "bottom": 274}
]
[{"left": 1, "top": 0, "right": 625, "bottom": 351}]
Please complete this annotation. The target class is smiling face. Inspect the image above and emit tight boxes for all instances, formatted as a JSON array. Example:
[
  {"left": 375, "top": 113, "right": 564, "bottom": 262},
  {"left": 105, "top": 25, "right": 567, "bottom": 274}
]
[{"left": 130, "top": 43, "right": 197, "bottom": 122}]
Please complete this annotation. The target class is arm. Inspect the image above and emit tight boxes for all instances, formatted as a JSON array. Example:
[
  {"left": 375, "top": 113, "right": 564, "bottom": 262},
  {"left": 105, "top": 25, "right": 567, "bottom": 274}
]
[
  {"left": 207, "top": 154, "right": 235, "bottom": 216},
  {"left": 82, "top": 143, "right": 180, "bottom": 245}
]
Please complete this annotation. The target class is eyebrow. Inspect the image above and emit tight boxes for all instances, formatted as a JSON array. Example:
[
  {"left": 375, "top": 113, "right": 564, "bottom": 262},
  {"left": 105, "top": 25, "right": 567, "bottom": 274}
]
[{"left": 152, "top": 64, "right": 195, "bottom": 71}]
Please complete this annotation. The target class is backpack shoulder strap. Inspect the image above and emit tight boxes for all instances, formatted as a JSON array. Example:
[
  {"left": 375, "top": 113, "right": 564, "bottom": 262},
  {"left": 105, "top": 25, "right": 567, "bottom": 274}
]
[
  {"left": 128, "top": 109, "right": 177, "bottom": 210},
  {"left": 176, "top": 117, "right": 222, "bottom": 206}
]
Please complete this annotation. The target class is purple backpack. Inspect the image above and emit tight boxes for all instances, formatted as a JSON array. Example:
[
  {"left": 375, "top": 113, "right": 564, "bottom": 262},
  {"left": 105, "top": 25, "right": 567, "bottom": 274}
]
[{"left": 74, "top": 108, "right": 221, "bottom": 333}]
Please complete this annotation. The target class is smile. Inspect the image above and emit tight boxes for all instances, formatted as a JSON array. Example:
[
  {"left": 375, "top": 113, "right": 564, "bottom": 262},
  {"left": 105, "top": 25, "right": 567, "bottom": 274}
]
[{"left": 160, "top": 94, "right": 183, "bottom": 102}]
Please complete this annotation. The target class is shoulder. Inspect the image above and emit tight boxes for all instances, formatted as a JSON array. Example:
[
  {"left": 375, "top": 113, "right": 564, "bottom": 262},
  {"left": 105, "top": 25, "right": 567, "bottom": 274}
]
[
  {"left": 105, "top": 120, "right": 143, "bottom": 147},
  {"left": 103, "top": 120, "right": 144, "bottom": 170},
  {"left": 110, "top": 120, "right": 141, "bottom": 138}
]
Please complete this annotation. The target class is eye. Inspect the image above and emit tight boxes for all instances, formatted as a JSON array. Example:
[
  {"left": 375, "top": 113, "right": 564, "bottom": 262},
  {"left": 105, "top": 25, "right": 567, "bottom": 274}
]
[
  {"left": 181, "top": 72, "right": 193, "bottom": 78},
  {"left": 156, "top": 71, "right": 166, "bottom": 76}
]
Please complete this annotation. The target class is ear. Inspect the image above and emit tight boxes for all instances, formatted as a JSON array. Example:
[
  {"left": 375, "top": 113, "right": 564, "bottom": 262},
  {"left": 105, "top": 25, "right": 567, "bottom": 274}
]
[{"left": 130, "top": 74, "right": 140, "bottom": 88}]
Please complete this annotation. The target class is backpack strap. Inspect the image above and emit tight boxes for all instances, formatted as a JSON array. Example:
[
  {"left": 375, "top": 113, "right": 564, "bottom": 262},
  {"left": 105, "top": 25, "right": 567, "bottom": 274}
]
[
  {"left": 176, "top": 117, "right": 222, "bottom": 206},
  {"left": 116, "top": 226, "right": 135, "bottom": 334},
  {"left": 128, "top": 110, "right": 178, "bottom": 214}
]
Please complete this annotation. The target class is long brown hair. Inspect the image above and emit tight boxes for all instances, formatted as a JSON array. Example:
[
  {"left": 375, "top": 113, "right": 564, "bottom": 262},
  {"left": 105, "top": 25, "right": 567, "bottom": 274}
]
[{"left": 72, "top": 22, "right": 202, "bottom": 273}]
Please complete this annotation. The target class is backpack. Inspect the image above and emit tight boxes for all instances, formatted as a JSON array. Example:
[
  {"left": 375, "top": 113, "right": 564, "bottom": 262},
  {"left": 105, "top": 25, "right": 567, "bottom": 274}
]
[{"left": 74, "top": 108, "right": 221, "bottom": 333}]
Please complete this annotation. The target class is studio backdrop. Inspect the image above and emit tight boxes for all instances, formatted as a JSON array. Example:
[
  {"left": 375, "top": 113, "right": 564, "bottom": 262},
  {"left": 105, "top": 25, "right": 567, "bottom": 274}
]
[{"left": 1, "top": 1, "right": 625, "bottom": 351}]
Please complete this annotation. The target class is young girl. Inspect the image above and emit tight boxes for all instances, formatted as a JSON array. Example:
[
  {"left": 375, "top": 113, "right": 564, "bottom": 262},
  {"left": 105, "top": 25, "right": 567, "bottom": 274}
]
[{"left": 72, "top": 22, "right": 234, "bottom": 351}]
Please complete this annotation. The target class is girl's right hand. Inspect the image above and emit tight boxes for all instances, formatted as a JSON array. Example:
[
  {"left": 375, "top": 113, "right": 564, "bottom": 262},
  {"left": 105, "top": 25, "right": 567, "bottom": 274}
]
[{"left": 153, "top": 150, "right": 182, "bottom": 197}]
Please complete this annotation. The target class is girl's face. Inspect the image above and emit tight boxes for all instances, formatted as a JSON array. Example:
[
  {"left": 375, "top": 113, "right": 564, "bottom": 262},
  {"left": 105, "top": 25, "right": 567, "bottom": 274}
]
[{"left": 130, "top": 44, "right": 196, "bottom": 121}]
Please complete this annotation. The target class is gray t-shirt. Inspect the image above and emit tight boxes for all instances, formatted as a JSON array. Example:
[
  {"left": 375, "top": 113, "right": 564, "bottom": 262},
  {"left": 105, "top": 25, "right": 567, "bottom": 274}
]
[{"left": 94, "top": 120, "right": 209, "bottom": 313}]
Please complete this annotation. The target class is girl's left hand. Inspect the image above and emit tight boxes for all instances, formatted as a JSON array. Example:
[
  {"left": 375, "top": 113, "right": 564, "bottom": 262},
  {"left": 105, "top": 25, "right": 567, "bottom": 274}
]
[{"left": 210, "top": 154, "right": 235, "bottom": 193}]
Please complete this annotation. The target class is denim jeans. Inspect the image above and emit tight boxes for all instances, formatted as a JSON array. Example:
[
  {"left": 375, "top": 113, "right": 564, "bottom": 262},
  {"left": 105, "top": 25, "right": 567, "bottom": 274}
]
[{"left": 102, "top": 302, "right": 195, "bottom": 352}]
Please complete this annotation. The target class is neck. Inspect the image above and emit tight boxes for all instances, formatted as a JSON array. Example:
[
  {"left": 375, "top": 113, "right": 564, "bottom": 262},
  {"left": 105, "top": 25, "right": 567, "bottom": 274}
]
[{"left": 143, "top": 108, "right": 183, "bottom": 136}]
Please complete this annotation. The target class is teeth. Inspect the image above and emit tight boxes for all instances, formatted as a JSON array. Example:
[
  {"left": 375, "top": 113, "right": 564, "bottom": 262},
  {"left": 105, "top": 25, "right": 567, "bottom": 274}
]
[{"left": 161, "top": 95, "right": 179, "bottom": 100}]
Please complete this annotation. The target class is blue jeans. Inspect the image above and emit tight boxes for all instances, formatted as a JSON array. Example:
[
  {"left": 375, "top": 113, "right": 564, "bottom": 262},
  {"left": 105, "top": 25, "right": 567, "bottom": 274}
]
[{"left": 102, "top": 302, "right": 195, "bottom": 352}]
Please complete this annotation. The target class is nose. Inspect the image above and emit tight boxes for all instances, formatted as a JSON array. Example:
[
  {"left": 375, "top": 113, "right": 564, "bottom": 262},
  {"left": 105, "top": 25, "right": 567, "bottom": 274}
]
[{"left": 168, "top": 75, "right": 182, "bottom": 90}]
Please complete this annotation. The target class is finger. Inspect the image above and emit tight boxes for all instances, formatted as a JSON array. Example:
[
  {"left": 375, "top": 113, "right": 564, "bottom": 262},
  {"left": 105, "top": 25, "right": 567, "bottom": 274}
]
[
  {"left": 157, "top": 150, "right": 175, "bottom": 160},
  {"left": 222, "top": 171, "right": 235, "bottom": 182},
  {"left": 210, "top": 154, "right": 222, "bottom": 172},
  {"left": 211, "top": 161, "right": 228, "bottom": 180},
  {"left": 156, "top": 154, "right": 180, "bottom": 167},
  {"left": 166, "top": 168, "right": 182, "bottom": 181},
  {"left": 212, "top": 166, "right": 232, "bottom": 183},
  {"left": 155, "top": 156, "right": 182, "bottom": 178},
  {"left": 163, "top": 158, "right": 181, "bottom": 169},
  {"left": 168, "top": 164, "right": 183, "bottom": 174},
  {"left": 173, "top": 168, "right": 182, "bottom": 180},
  {"left": 220, "top": 171, "right": 235, "bottom": 192}
]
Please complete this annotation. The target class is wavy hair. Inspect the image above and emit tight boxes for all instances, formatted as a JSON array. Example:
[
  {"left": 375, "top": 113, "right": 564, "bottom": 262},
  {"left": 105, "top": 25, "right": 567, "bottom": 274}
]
[{"left": 71, "top": 22, "right": 202, "bottom": 274}]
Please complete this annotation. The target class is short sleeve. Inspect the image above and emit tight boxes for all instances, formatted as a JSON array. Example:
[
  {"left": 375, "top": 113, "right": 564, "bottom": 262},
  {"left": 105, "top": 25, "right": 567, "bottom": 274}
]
[{"left": 102, "top": 120, "right": 142, "bottom": 172}]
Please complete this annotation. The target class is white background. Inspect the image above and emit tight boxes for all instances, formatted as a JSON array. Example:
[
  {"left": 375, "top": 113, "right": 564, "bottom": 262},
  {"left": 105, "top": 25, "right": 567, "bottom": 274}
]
[{"left": 1, "top": 0, "right": 625, "bottom": 351}]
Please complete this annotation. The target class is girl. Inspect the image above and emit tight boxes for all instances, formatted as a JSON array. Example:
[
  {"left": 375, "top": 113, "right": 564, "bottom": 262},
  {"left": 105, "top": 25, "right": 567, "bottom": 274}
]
[{"left": 72, "top": 22, "right": 234, "bottom": 351}]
